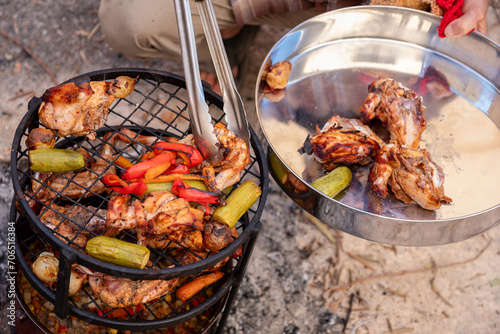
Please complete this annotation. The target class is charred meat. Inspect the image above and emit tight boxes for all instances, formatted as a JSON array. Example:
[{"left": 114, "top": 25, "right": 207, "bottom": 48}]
[
  {"left": 135, "top": 191, "right": 205, "bottom": 237},
  {"left": 368, "top": 144, "right": 452, "bottom": 210},
  {"left": 38, "top": 77, "right": 135, "bottom": 140},
  {"left": 360, "top": 77, "right": 426, "bottom": 148},
  {"left": 263, "top": 60, "right": 292, "bottom": 91},
  {"left": 39, "top": 203, "right": 107, "bottom": 248},
  {"left": 88, "top": 273, "right": 179, "bottom": 308},
  {"left": 309, "top": 115, "right": 385, "bottom": 171},
  {"left": 180, "top": 123, "right": 250, "bottom": 191},
  {"left": 106, "top": 191, "right": 205, "bottom": 249},
  {"left": 106, "top": 190, "right": 238, "bottom": 252}
]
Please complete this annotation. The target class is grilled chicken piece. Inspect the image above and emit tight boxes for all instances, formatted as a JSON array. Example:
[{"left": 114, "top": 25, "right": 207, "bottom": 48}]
[
  {"left": 106, "top": 191, "right": 239, "bottom": 252},
  {"left": 39, "top": 203, "right": 107, "bottom": 248},
  {"left": 31, "top": 132, "right": 118, "bottom": 202},
  {"left": 360, "top": 77, "right": 426, "bottom": 148},
  {"left": 38, "top": 77, "right": 135, "bottom": 140},
  {"left": 368, "top": 144, "right": 452, "bottom": 210},
  {"left": 368, "top": 145, "right": 394, "bottom": 199},
  {"left": 136, "top": 192, "right": 204, "bottom": 236},
  {"left": 309, "top": 115, "right": 385, "bottom": 171},
  {"left": 39, "top": 81, "right": 113, "bottom": 140},
  {"left": 156, "top": 221, "right": 238, "bottom": 254},
  {"left": 180, "top": 123, "right": 250, "bottom": 191},
  {"left": 26, "top": 128, "right": 57, "bottom": 150},
  {"left": 179, "top": 250, "right": 229, "bottom": 272},
  {"left": 105, "top": 194, "right": 137, "bottom": 232},
  {"left": 106, "top": 191, "right": 205, "bottom": 249},
  {"left": 264, "top": 60, "right": 292, "bottom": 90},
  {"left": 202, "top": 221, "right": 235, "bottom": 252},
  {"left": 154, "top": 230, "right": 205, "bottom": 251},
  {"left": 88, "top": 273, "right": 179, "bottom": 308}
]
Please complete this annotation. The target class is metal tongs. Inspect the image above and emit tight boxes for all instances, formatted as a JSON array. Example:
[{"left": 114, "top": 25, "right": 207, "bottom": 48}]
[
  {"left": 174, "top": 0, "right": 218, "bottom": 160},
  {"left": 173, "top": 0, "right": 250, "bottom": 161}
]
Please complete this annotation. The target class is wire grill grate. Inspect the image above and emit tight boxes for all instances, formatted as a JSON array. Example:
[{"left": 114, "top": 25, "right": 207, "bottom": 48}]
[{"left": 11, "top": 69, "right": 268, "bottom": 330}]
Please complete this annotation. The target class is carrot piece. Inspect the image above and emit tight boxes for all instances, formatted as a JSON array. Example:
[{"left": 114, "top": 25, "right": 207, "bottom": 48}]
[
  {"left": 114, "top": 156, "right": 133, "bottom": 169},
  {"left": 176, "top": 272, "right": 224, "bottom": 302},
  {"left": 144, "top": 161, "right": 171, "bottom": 179},
  {"left": 32, "top": 298, "right": 41, "bottom": 309},
  {"left": 106, "top": 307, "right": 137, "bottom": 319}
]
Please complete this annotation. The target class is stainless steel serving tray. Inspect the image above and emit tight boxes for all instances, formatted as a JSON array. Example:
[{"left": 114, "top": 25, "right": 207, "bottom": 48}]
[{"left": 256, "top": 6, "right": 500, "bottom": 246}]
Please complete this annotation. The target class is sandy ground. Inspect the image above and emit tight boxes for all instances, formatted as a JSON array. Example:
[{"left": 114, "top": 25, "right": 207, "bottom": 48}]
[{"left": 1, "top": 1, "right": 500, "bottom": 333}]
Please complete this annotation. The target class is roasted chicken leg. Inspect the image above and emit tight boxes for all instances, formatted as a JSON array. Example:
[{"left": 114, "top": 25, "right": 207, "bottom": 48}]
[
  {"left": 88, "top": 273, "right": 179, "bottom": 308},
  {"left": 360, "top": 77, "right": 426, "bottom": 148},
  {"left": 180, "top": 123, "right": 250, "bottom": 191},
  {"left": 38, "top": 77, "right": 135, "bottom": 140},
  {"left": 368, "top": 144, "right": 452, "bottom": 210},
  {"left": 309, "top": 115, "right": 385, "bottom": 171}
]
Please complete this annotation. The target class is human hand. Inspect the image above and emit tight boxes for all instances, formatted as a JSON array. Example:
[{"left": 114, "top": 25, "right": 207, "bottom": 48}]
[{"left": 443, "top": 0, "right": 490, "bottom": 37}]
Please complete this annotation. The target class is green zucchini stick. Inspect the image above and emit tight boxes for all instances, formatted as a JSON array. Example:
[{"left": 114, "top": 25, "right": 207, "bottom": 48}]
[
  {"left": 310, "top": 166, "right": 352, "bottom": 198},
  {"left": 144, "top": 180, "right": 208, "bottom": 195},
  {"left": 211, "top": 180, "right": 262, "bottom": 228},
  {"left": 29, "top": 148, "right": 85, "bottom": 173},
  {"left": 86, "top": 236, "right": 150, "bottom": 269}
]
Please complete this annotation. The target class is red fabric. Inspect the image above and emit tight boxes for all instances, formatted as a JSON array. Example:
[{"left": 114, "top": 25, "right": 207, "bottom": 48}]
[{"left": 436, "top": 0, "right": 473, "bottom": 38}]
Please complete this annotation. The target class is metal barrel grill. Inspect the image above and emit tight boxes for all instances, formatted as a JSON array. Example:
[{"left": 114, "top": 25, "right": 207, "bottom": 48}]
[{"left": 11, "top": 69, "right": 269, "bottom": 333}]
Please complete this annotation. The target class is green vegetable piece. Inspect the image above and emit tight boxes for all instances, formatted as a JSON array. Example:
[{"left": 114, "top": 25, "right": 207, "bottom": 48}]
[
  {"left": 29, "top": 148, "right": 85, "bottom": 172},
  {"left": 269, "top": 151, "right": 289, "bottom": 185},
  {"left": 311, "top": 166, "right": 352, "bottom": 198},
  {"left": 85, "top": 236, "right": 150, "bottom": 269},
  {"left": 144, "top": 180, "right": 208, "bottom": 195},
  {"left": 211, "top": 180, "right": 262, "bottom": 228}
]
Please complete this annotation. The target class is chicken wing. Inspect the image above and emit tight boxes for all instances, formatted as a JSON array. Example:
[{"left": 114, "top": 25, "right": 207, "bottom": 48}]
[
  {"left": 136, "top": 192, "right": 205, "bottom": 236},
  {"left": 88, "top": 273, "right": 179, "bottom": 308},
  {"left": 38, "top": 77, "right": 135, "bottom": 140},
  {"left": 105, "top": 190, "right": 241, "bottom": 252},
  {"left": 180, "top": 123, "right": 250, "bottom": 191},
  {"left": 309, "top": 115, "right": 385, "bottom": 171},
  {"left": 368, "top": 143, "right": 452, "bottom": 210},
  {"left": 360, "top": 77, "right": 426, "bottom": 148},
  {"left": 106, "top": 191, "right": 205, "bottom": 249}
]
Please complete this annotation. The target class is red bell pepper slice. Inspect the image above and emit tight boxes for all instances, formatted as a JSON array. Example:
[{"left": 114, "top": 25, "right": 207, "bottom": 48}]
[
  {"left": 58, "top": 325, "right": 69, "bottom": 333},
  {"left": 164, "top": 163, "right": 190, "bottom": 175},
  {"left": 122, "top": 151, "right": 175, "bottom": 180},
  {"left": 103, "top": 174, "right": 147, "bottom": 196},
  {"left": 109, "top": 180, "right": 147, "bottom": 196},
  {"left": 153, "top": 142, "right": 204, "bottom": 167},
  {"left": 171, "top": 177, "right": 221, "bottom": 212},
  {"left": 102, "top": 174, "right": 129, "bottom": 187}
]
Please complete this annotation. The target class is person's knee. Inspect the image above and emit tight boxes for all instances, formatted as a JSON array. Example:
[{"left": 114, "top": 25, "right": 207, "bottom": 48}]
[
  {"left": 98, "top": 0, "right": 177, "bottom": 59},
  {"left": 98, "top": 1, "right": 140, "bottom": 56}
]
